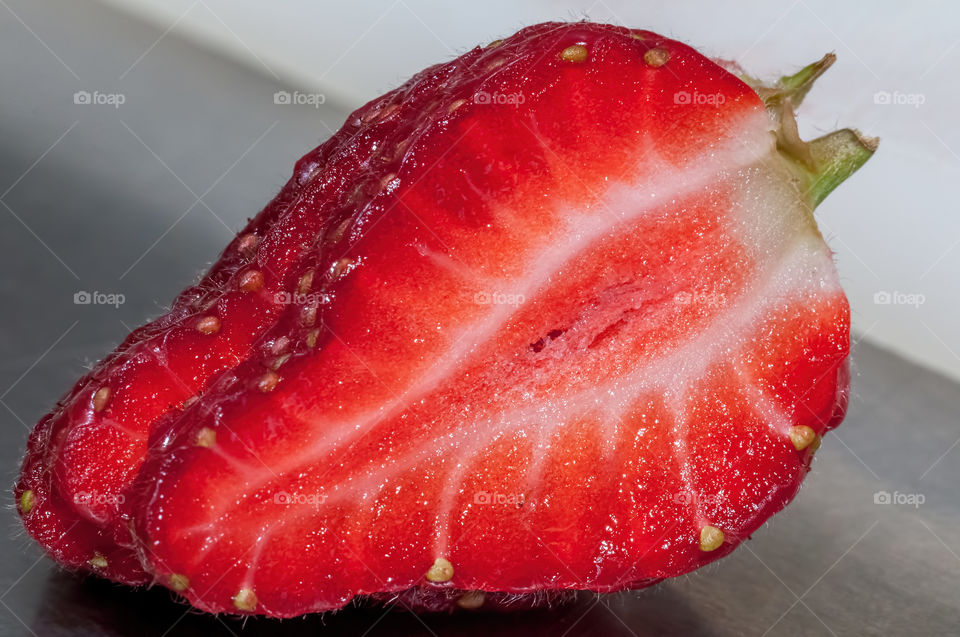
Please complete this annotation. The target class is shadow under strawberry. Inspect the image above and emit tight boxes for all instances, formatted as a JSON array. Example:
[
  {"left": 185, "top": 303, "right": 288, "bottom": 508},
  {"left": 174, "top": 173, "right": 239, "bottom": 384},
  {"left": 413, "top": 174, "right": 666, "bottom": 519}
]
[{"left": 29, "top": 569, "right": 708, "bottom": 636}]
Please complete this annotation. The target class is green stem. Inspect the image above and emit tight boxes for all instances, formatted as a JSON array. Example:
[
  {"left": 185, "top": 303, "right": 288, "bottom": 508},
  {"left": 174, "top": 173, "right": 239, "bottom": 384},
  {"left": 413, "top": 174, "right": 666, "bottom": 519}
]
[
  {"left": 752, "top": 53, "right": 878, "bottom": 208},
  {"left": 805, "top": 128, "right": 878, "bottom": 207},
  {"left": 763, "top": 53, "right": 836, "bottom": 108}
]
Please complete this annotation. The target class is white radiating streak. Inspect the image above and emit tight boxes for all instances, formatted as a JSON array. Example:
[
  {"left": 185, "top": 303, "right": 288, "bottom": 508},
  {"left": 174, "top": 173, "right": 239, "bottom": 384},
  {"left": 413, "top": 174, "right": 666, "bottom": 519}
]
[
  {"left": 736, "top": 367, "right": 795, "bottom": 437},
  {"left": 415, "top": 241, "right": 482, "bottom": 284},
  {"left": 183, "top": 111, "right": 851, "bottom": 556},
  {"left": 182, "top": 221, "right": 839, "bottom": 551},
  {"left": 247, "top": 115, "right": 775, "bottom": 487},
  {"left": 665, "top": 392, "right": 699, "bottom": 523}
]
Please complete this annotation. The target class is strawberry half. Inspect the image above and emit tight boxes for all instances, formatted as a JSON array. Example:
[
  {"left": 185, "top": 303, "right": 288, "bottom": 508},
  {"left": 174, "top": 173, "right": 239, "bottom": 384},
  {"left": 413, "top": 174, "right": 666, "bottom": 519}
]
[{"left": 16, "top": 22, "right": 875, "bottom": 617}]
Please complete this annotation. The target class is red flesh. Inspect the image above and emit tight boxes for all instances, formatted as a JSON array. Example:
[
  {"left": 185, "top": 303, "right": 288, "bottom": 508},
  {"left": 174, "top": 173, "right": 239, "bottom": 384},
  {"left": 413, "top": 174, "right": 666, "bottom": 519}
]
[{"left": 17, "top": 22, "right": 851, "bottom": 616}]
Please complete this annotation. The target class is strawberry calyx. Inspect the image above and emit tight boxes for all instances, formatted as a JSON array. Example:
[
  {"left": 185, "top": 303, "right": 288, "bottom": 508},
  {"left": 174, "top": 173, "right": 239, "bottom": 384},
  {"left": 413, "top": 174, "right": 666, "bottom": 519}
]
[
  {"left": 739, "top": 54, "right": 877, "bottom": 208},
  {"left": 802, "top": 128, "right": 877, "bottom": 207},
  {"left": 757, "top": 53, "right": 837, "bottom": 108}
]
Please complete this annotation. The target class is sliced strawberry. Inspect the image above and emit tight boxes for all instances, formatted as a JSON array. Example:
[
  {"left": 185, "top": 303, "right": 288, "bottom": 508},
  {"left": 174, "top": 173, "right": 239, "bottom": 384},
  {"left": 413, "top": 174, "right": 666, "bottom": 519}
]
[
  {"left": 103, "top": 22, "right": 876, "bottom": 617},
  {"left": 15, "top": 99, "right": 413, "bottom": 576},
  {"left": 16, "top": 413, "right": 147, "bottom": 584},
  {"left": 15, "top": 227, "right": 286, "bottom": 582},
  {"left": 18, "top": 21, "right": 873, "bottom": 616}
]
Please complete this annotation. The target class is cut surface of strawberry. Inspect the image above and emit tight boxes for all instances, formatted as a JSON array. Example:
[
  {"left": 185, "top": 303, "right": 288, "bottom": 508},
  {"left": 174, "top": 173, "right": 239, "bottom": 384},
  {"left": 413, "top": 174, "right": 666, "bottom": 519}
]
[{"left": 17, "top": 21, "right": 874, "bottom": 617}]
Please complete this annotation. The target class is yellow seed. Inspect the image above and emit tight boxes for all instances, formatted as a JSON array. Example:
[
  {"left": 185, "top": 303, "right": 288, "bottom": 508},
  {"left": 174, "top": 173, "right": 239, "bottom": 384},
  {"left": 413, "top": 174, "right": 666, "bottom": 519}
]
[
  {"left": 486, "top": 39, "right": 503, "bottom": 49},
  {"left": 328, "top": 218, "right": 352, "bottom": 244},
  {"left": 169, "top": 573, "right": 189, "bottom": 592},
  {"left": 699, "top": 525, "right": 725, "bottom": 552},
  {"left": 239, "top": 269, "right": 264, "bottom": 293},
  {"left": 93, "top": 386, "right": 111, "bottom": 413},
  {"left": 270, "top": 336, "right": 291, "bottom": 355},
  {"left": 809, "top": 434, "right": 822, "bottom": 452},
  {"left": 257, "top": 370, "right": 280, "bottom": 393},
  {"left": 331, "top": 257, "right": 354, "bottom": 278},
  {"left": 380, "top": 104, "right": 399, "bottom": 121},
  {"left": 392, "top": 138, "right": 411, "bottom": 161},
  {"left": 233, "top": 588, "right": 257, "bottom": 611},
  {"left": 456, "top": 590, "right": 485, "bottom": 609},
  {"left": 644, "top": 47, "right": 670, "bottom": 67},
  {"left": 380, "top": 173, "right": 398, "bottom": 190},
  {"left": 366, "top": 103, "right": 399, "bottom": 124},
  {"left": 425, "top": 557, "right": 454, "bottom": 583},
  {"left": 270, "top": 354, "right": 290, "bottom": 371},
  {"left": 560, "top": 44, "right": 588, "bottom": 63},
  {"left": 236, "top": 233, "right": 258, "bottom": 256},
  {"left": 305, "top": 328, "right": 319, "bottom": 348},
  {"left": 299, "top": 163, "right": 322, "bottom": 185},
  {"left": 88, "top": 554, "right": 108, "bottom": 569},
  {"left": 630, "top": 32, "right": 645, "bottom": 40},
  {"left": 297, "top": 270, "right": 315, "bottom": 295},
  {"left": 196, "top": 315, "right": 221, "bottom": 335},
  {"left": 363, "top": 103, "right": 398, "bottom": 124},
  {"left": 789, "top": 425, "right": 817, "bottom": 451},
  {"left": 19, "top": 490, "right": 34, "bottom": 514},
  {"left": 301, "top": 304, "right": 317, "bottom": 327},
  {"left": 448, "top": 99, "right": 467, "bottom": 113},
  {"left": 183, "top": 395, "right": 199, "bottom": 409},
  {"left": 348, "top": 183, "right": 367, "bottom": 203},
  {"left": 195, "top": 427, "right": 216, "bottom": 448}
]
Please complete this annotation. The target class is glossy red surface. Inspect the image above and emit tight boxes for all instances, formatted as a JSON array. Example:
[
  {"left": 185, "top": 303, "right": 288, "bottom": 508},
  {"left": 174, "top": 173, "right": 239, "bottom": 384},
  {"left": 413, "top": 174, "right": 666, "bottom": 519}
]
[{"left": 17, "top": 21, "right": 850, "bottom": 617}]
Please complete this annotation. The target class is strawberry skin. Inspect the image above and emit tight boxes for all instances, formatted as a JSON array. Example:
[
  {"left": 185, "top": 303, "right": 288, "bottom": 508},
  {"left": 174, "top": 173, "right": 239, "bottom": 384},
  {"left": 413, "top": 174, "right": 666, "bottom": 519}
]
[
  {"left": 13, "top": 164, "right": 313, "bottom": 583},
  {"left": 16, "top": 22, "right": 873, "bottom": 617},
  {"left": 14, "top": 48, "right": 435, "bottom": 581}
]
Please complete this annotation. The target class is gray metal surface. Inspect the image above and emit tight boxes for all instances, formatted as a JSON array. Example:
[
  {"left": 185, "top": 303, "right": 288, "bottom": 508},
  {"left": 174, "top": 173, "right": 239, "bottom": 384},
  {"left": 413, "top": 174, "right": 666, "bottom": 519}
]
[{"left": 1, "top": 1, "right": 957, "bottom": 635}]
